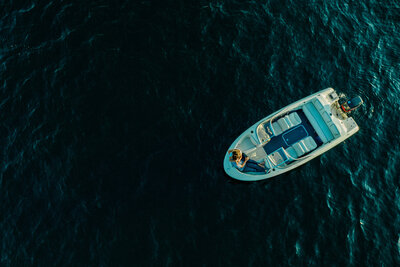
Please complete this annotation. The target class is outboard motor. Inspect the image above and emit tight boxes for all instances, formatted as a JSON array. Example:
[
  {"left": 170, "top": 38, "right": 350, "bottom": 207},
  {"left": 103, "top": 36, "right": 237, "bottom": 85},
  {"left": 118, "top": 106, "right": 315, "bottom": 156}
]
[{"left": 340, "top": 96, "right": 363, "bottom": 113}]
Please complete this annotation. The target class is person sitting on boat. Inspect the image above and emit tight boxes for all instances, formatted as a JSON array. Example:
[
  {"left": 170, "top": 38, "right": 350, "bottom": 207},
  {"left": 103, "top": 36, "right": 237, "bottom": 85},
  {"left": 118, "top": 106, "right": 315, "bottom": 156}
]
[{"left": 228, "top": 149, "right": 267, "bottom": 173}]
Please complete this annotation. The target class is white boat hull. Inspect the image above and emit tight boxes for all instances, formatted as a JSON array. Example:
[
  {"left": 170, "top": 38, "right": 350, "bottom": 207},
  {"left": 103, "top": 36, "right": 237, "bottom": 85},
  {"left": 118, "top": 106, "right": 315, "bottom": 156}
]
[{"left": 223, "top": 88, "right": 360, "bottom": 181}]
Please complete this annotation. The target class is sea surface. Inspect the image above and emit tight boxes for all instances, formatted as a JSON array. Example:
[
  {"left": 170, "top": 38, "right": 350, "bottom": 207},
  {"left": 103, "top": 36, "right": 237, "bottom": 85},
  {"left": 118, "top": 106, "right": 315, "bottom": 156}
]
[{"left": 0, "top": 0, "right": 399, "bottom": 266}]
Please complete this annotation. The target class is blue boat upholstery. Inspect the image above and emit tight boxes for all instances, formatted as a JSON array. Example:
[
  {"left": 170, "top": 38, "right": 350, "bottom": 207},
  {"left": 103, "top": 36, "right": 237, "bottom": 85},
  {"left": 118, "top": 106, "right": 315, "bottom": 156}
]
[
  {"left": 271, "top": 112, "right": 302, "bottom": 136},
  {"left": 282, "top": 125, "right": 308, "bottom": 146},
  {"left": 302, "top": 99, "right": 340, "bottom": 143},
  {"left": 286, "top": 136, "right": 317, "bottom": 158}
]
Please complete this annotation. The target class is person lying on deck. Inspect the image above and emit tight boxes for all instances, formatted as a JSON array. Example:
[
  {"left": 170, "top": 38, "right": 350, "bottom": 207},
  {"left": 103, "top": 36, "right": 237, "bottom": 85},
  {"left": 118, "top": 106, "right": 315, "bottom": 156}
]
[{"left": 228, "top": 149, "right": 267, "bottom": 173}]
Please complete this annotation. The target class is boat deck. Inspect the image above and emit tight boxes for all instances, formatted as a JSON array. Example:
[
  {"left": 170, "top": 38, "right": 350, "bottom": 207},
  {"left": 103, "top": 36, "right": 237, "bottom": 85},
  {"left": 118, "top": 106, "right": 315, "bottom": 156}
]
[{"left": 263, "top": 110, "right": 323, "bottom": 155}]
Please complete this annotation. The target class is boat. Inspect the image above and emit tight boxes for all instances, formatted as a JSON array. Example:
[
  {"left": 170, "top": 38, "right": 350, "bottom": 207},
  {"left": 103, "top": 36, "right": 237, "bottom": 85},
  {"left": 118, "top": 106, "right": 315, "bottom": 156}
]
[{"left": 223, "top": 88, "right": 363, "bottom": 181}]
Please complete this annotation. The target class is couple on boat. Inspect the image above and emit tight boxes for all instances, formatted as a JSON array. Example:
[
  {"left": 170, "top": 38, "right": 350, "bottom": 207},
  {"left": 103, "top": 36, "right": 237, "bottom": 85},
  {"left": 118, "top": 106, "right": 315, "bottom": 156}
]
[{"left": 228, "top": 149, "right": 269, "bottom": 173}]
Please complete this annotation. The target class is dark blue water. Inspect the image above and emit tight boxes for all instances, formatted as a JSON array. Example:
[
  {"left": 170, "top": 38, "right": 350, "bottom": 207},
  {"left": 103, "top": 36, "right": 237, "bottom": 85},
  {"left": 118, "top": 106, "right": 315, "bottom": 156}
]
[{"left": 1, "top": 0, "right": 400, "bottom": 266}]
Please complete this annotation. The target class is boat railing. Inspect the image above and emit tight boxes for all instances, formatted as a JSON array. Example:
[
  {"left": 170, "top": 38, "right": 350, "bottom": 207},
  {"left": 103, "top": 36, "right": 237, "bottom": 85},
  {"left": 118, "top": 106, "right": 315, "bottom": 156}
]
[
  {"left": 282, "top": 147, "right": 316, "bottom": 162},
  {"left": 265, "top": 146, "right": 317, "bottom": 170},
  {"left": 266, "top": 104, "right": 295, "bottom": 136}
]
